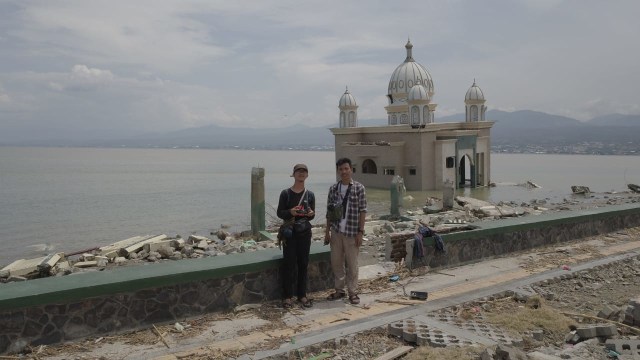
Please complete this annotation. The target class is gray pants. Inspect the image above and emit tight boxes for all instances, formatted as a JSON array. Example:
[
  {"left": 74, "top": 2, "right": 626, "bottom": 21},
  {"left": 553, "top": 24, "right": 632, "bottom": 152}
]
[{"left": 329, "top": 232, "right": 359, "bottom": 296}]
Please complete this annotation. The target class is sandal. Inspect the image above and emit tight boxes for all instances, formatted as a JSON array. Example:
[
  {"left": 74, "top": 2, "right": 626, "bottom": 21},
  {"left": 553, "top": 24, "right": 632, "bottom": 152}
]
[
  {"left": 348, "top": 294, "right": 360, "bottom": 305},
  {"left": 298, "top": 297, "right": 313, "bottom": 308},
  {"left": 326, "top": 291, "right": 346, "bottom": 301},
  {"left": 282, "top": 299, "right": 293, "bottom": 309}
]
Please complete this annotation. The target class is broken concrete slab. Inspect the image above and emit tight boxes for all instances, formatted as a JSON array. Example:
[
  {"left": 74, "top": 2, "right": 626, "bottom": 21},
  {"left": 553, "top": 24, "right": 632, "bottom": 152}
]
[
  {"left": 99, "top": 235, "right": 156, "bottom": 259},
  {"left": 74, "top": 261, "right": 98, "bottom": 268},
  {"left": 118, "top": 235, "right": 168, "bottom": 257},
  {"left": 143, "top": 239, "right": 176, "bottom": 253},
  {"left": 36, "top": 253, "right": 64, "bottom": 275},
  {"left": 187, "top": 235, "right": 211, "bottom": 245},
  {"left": 2, "top": 256, "right": 48, "bottom": 277}
]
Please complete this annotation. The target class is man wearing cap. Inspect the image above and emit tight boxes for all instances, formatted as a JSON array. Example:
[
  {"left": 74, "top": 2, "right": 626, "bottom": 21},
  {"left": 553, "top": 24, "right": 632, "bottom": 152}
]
[
  {"left": 324, "top": 157, "right": 367, "bottom": 305},
  {"left": 276, "top": 164, "right": 316, "bottom": 308}
]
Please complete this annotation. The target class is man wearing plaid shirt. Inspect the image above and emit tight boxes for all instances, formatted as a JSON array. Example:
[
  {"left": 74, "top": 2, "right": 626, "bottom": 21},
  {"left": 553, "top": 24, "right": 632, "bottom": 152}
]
[{"left": 324, "top": 158, "right": 367, "bottom": 305}]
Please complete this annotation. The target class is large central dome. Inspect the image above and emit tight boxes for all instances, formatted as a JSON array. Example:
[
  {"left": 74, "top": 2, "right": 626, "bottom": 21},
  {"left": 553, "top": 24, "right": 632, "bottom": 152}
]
[{"left": 388, "top": 40, "right": 434, "bottom": 99}]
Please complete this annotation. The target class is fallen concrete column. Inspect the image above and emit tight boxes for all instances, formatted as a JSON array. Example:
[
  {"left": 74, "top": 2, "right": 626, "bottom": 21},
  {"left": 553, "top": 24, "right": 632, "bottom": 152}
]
[
  {"left": 100, "top": 235, "right": 155, "bottom": 259},
  {"left": 118, "top": 235, "right": 168, "bottom": 257}
]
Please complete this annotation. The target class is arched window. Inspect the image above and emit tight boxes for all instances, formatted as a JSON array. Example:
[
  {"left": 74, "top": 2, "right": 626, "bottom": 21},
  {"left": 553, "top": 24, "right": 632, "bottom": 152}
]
[
  {"left": 391, "top": 114, "right": 398, "bottom": 125},
  {"left": 362, "top": 159, "right": 377, "bottom": 174},
  {"left": 471, "top": 105, "right": 478, "bottom": 122},
  {"left": 411, "top": 106, "right": 420, "bottom": 126},
  {"left": 340, "top": 112, "right": 346, "bottom": 127},
  {"left": 400, "top": 113, "right": 408, "bottom": 124},
  {"left": 348, "top": 112, "right": 356, "bottom": 127},
  {"left": 423, "top": 106, "right": 430, "bottom": 123}
]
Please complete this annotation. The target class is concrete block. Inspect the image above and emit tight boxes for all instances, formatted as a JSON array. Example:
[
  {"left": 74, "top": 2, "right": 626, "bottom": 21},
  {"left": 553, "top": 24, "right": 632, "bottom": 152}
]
[
  {"left": 95, "top": 256, "right": 109, "bottom": 267},
  {"left": 100, "top": 235, "right": 151, "bottom": 256},
  {"left": 119, "top": 235, "right": 168, "bottom": 256},
  {"left": 81, "top": 253, "right": 96, "bottom": 261},
  {"left": 143, "top": 239, "right": 175, "bottom": 253},
  {"left": 74, "top": 260, "right": 97, "bottom": 268},
  {"left": 595, "top": 323, "right": 618, "bottom": 337},
  {"left": 564, "top": 331, "right": 580, "bottom": 344},
  {"left": 605, "top": 338, "right": 640, "bottom": 355},
  {"left": 187, "top": 235, "right": 210, "bottom": 245},
  {"left": 597, "top": 304, "right": 621, "bottom": 320},
  {"left": 575, "top": 325, "right": 597, "bottom": 339}
]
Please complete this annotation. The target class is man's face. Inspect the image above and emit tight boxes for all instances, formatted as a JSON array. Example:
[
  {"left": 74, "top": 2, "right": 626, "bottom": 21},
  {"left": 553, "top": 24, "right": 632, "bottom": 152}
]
[
  {"left": 294, "top": 169, "right": 308, "bottom": 181},
  {"left": 337, "top": 163, "right": 352, "bottom": 182}
]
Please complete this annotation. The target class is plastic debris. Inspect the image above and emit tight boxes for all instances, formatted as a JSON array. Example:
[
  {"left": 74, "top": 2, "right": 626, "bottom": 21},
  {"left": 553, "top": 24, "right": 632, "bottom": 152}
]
[{"left": 389, "top": 274, "right": 400, "bottom": 282}]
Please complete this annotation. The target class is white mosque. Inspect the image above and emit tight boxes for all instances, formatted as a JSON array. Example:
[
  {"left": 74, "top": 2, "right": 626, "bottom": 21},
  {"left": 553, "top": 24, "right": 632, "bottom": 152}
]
[{"left": 331, "top": 40, "right": 493, "bottom": 191}]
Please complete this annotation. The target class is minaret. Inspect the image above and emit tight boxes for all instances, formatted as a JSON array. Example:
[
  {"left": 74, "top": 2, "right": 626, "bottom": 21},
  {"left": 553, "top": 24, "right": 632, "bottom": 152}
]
[
  {"left": 338, "top": 87, "right": 358, "bottom": 128},
  {"left": 464, "top": 79, "right": 486, "bottom": 122}
]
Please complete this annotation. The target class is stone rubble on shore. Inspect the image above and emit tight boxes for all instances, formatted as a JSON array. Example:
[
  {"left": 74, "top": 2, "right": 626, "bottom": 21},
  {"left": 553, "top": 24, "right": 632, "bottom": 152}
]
[{"left": 2, "top": 190, "right": 639, "bottom": 284}]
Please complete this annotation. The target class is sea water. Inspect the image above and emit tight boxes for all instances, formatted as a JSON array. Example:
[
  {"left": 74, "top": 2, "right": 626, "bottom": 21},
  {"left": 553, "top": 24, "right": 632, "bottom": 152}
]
[{"left": 1, "top": 147, "right": 639, "bottom": 266}]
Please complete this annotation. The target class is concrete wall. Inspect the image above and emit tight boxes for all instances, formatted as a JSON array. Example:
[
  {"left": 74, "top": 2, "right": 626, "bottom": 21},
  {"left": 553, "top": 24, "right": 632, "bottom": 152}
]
[{"left": 0, "top": 246, "right": 332, "bottom": 354}]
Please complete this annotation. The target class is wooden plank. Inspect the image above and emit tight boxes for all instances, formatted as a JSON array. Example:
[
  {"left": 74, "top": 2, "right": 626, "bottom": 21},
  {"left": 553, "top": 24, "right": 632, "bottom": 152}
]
[{"left": 372, "top": 346, "right": 414, "bottom": 360}]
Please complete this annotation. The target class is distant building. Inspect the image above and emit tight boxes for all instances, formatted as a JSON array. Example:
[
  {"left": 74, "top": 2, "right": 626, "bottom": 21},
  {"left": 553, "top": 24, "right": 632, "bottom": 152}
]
[{"left": 332, "top": 40, "right": 494, "bottom": 191}]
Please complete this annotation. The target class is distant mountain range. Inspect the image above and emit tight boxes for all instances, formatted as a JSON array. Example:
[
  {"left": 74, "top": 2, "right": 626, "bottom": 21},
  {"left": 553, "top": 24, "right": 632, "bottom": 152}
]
[{"left": 4, "top": 110, "right": 640, "bottom": 154}]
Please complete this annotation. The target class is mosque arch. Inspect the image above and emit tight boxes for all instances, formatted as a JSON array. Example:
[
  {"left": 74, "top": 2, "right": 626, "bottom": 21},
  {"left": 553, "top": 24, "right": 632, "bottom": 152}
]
[
  {"left": 340, "top": 112, "right": 346, "bottom": 127},
  {"left": 458, "top": 153, "right": 476, "bottom": 188},
  {"left": 423, "top": 106, "right": 429, "bottom": 123},
  {"left": 362, "top": 159, "right": 378, "bottom": 174},
  {"left": 400, "top": 113, "right": 408, "bottom": 124}
]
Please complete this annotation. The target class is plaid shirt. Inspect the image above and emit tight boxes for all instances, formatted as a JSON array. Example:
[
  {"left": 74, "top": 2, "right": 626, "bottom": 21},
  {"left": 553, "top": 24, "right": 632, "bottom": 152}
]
[{"left": 326, "top": 180, "right": 367, "bottom": 237}]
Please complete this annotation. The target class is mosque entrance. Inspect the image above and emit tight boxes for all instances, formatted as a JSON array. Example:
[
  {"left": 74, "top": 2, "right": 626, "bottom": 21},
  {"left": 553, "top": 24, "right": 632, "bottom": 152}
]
[{"left": 458, "top": 154, "right": 476, "bottom": 188}]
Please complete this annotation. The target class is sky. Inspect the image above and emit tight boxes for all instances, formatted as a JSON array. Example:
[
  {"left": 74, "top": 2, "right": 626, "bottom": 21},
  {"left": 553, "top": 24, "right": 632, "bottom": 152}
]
[{"left": 1, "top": 0, "right": 639, "bottom": 142}]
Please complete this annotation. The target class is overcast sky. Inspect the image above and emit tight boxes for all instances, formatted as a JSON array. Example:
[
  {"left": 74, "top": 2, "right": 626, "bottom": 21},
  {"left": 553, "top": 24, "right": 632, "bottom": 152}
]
[{"left": 1, "top": 0, "right": 639, "bottom": 142}]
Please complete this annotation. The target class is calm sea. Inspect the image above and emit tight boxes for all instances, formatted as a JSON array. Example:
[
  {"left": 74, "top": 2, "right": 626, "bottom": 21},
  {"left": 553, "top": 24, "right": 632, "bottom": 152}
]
[{"left": 1, "top": 147, "right": 640, "bottom": 266}]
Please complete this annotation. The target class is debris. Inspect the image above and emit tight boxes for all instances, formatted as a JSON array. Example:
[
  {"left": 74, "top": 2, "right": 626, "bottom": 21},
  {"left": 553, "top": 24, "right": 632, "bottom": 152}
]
[
  {"left": 629, "top": 183, "right": 640, "bottom": 193},
  {"left": 409, "top": 291, "right": 428, "bottom": 300},
  {"left": 372, "top": 345, "right": 413, "bottom": 360},
  {"left": 174, "top": 322, "right": 185, "bottom": 332},
  {"left": 562, "top": 264, "right": 571, "bottom": 270},
  {"left": 571, "top": 185, "right": 591, "bottom": 194},
  {"left": 389, "top": 275, "right": 400, "bottom": 282},
  {"left": 152, "top": 324, "right": 170, "bottom": 349}
]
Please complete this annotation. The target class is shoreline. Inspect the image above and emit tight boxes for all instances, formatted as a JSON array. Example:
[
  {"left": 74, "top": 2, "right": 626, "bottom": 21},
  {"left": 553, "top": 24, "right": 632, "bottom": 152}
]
[{"left": 2, "top": 189, "right": 639, "bottom": 283}]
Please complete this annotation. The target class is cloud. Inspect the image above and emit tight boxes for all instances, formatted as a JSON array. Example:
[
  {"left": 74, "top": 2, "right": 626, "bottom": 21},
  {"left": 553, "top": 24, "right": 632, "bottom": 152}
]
[{"left": 1, "top": 0, "right": 640, "bottom": 142}]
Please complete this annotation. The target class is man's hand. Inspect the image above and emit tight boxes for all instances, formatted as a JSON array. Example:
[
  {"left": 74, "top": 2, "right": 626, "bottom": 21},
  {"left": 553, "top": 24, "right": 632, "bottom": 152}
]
[
  {"left": 324, "top": 230, "right": 331, "bottom": 245},
  {"left": 355, "top": 232, "right": 363, "bottom": 247}
]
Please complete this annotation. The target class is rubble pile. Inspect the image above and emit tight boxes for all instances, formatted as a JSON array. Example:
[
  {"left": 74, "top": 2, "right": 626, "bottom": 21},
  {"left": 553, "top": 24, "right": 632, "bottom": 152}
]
[{"left": 0, "top": 231, "right": 278, "bottom": 283}]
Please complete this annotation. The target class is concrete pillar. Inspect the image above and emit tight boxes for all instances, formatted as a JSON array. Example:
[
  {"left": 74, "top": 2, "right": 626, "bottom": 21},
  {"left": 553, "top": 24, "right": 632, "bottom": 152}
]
[
  {"left": 390, "top": 176, "right": 405, "bottom": 217},
  {"left": 250, "top": 167, "right": 265, "bottom": 236},
  {"left": 442, "top": 179, "right": 454, "bottom": 210}
]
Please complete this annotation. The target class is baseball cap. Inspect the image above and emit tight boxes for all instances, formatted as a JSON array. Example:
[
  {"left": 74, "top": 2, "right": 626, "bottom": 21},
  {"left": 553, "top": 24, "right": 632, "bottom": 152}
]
[{"left": 291, "top": 163, "right": 308, "bottom": 176}]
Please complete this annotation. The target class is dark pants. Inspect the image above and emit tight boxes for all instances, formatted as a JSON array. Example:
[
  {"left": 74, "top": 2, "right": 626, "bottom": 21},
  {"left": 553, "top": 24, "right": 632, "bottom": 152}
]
[{"left": 282, "top": 229, "right": 312, "bottom": 300}]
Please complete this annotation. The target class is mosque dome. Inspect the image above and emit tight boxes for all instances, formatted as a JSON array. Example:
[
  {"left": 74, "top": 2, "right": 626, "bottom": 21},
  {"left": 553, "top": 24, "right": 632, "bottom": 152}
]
[
  {"left": 465, "top": 80, "right": 485, "bottom": 101},
  {"left": 408, "top": 84, "right": 430, "bottom": 102},
  {"left": 388, "top": 40, "right": 434, "bottom": 98},
  {"left": 339, "top": 87, "right": 357, "bottom": 107}
]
